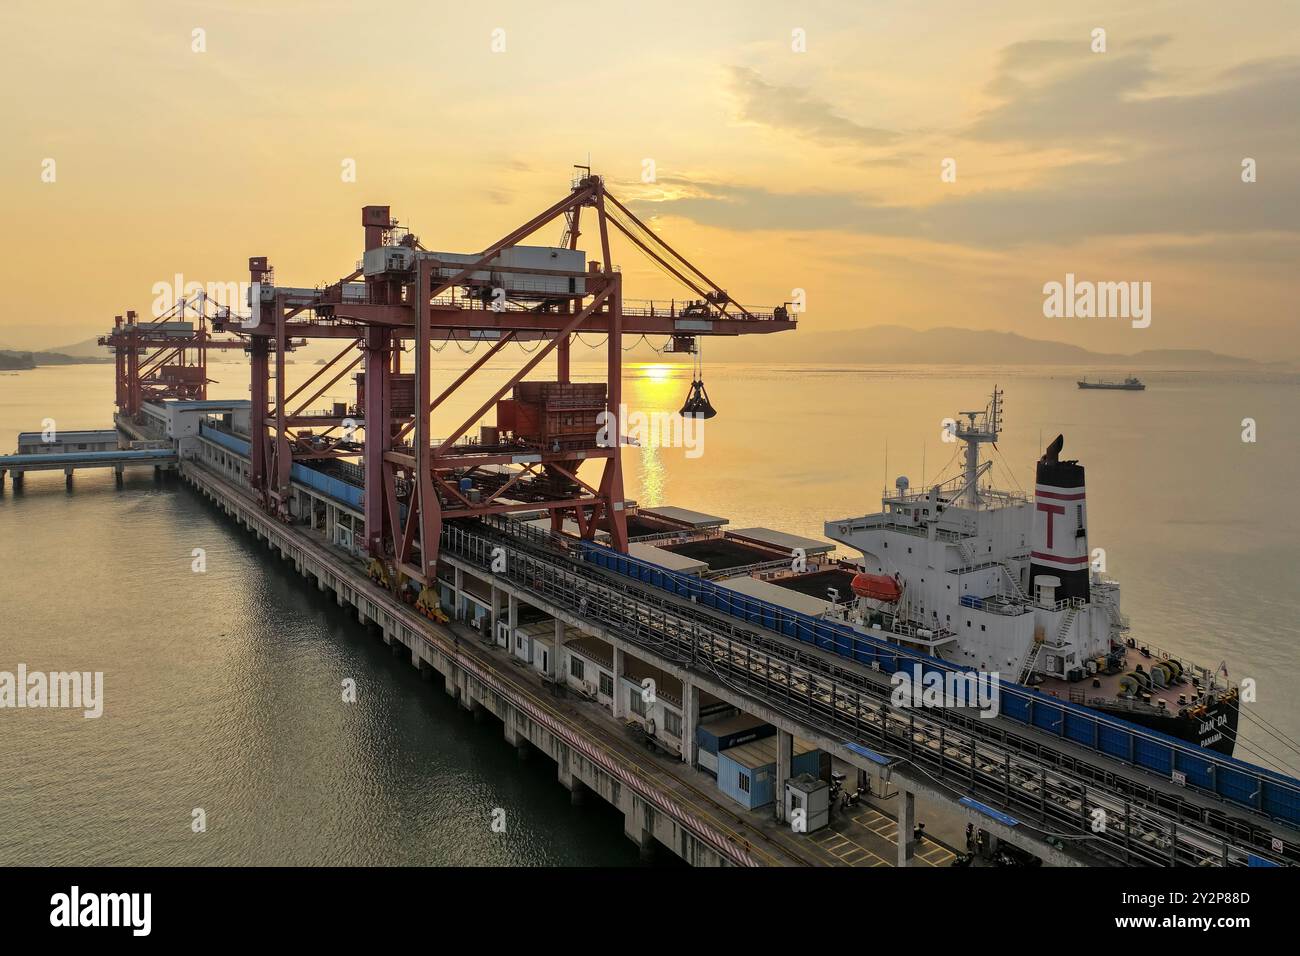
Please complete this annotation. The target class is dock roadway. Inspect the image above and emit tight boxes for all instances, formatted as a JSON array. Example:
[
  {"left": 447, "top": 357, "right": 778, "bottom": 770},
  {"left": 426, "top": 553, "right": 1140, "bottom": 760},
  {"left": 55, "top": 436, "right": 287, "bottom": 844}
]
[{"left": 180, "top": 459, "right": 960, "bottom": 867}]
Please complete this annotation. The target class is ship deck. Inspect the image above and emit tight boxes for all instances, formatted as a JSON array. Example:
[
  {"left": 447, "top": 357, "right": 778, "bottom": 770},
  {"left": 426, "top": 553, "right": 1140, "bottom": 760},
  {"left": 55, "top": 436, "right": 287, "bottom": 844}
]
[
  {"left": 661, "top": 536, "right": 776, "bottom": 570},
  {"left": 1035, "top": 644, "right": 1219, "bottom": 716},
  {"left": 769, "top": 568, "right": 859, "bottom": 600}
]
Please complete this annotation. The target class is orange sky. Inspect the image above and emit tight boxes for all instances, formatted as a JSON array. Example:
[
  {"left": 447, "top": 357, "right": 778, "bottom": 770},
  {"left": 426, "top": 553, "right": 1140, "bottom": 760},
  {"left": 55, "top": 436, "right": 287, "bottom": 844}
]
[{"left": 1, "top": 0, "right": 1297, "bottom": 360}]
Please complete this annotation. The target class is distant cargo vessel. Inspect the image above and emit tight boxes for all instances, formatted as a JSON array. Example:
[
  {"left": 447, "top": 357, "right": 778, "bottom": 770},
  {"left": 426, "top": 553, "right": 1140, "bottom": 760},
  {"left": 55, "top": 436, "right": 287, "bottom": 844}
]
[{"left": 1078, "top": 377, "right": 1145, "bottom": 390}]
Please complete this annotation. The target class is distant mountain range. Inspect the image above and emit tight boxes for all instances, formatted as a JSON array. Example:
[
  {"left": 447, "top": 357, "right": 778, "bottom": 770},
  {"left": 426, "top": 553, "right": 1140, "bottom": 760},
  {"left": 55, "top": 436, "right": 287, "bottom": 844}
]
[
  {"left": 707, "top": 325, "right": 1274, "bottom": 368},
  {"left": 0, "top": 327, "right": 1282, "bottom": 370},
  {"left": 40, "top": 337, "right": 107, "bottom": 359},
  {"left": 0, "top": 346, "right": 112, "bottom": 369}
]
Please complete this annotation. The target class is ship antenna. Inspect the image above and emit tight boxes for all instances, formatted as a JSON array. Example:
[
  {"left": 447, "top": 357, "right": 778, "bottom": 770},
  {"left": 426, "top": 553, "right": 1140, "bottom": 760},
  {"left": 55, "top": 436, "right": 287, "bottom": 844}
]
[{"left": 954, "top": 386, "right": 1001, "bottom": 507}]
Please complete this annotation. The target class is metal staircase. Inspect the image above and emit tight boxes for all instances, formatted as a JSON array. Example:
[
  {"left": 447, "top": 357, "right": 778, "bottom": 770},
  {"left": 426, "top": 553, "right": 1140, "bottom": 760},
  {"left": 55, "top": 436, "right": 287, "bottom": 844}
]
[
  {"left": 1019, "top": 606, "right": 1081, "bottom": 683},
  {"left": 1018, "top": 640, "right": 1043, "bottom": 683},
  {"left": 1000, "top": 564, "right": 1030, "bottom": 604},
  {"left": 1056, "top": 604, "right": 1080, "bottom": 643}
]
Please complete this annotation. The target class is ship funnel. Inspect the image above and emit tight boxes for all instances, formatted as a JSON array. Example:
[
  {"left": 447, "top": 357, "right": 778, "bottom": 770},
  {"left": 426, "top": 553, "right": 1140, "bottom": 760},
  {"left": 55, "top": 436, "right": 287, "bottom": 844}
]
[{"left": 1030, "top": 434, "right": 1090, "bottom": 603}]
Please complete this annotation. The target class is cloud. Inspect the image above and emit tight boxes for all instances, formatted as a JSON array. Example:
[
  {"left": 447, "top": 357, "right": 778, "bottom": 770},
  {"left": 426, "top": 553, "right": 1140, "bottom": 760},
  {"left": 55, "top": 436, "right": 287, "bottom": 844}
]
[
  {"left": 967, "top": 36, "right": 1296, "bottom": 154},
  {"left": 637, "top": 46, "right": 1300, "bottom": 248},
  {"left": 726, "top": 66, "right": 897, "bottom": 147}
]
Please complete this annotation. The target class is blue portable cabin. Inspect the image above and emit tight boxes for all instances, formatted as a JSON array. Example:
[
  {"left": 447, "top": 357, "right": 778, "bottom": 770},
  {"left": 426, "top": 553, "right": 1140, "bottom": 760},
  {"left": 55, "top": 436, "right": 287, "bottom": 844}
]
[
  {"left": 717, "top": 735, "right": 821, "bottom": 810},
  {"left": 696, "top": 714, "right": 777, "bottom": 778}
]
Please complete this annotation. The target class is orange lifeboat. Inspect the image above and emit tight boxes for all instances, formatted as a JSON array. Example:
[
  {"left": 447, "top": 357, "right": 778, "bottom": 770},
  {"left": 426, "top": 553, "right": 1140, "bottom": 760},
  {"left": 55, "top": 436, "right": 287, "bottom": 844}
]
[{"left": 850, "top": 572, "right": 902, "bottom": 603}]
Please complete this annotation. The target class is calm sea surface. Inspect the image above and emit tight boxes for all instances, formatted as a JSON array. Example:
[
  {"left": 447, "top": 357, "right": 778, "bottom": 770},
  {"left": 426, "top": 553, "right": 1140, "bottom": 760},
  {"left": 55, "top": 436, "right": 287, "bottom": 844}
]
[{"left": 2, "top": 360, "right": 1298, "bottom": 863}]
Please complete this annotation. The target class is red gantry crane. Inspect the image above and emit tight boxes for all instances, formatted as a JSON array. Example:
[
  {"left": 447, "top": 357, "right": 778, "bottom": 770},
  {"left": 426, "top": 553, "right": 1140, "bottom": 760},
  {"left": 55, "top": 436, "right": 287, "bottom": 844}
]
[
  {"left": 213, "top": 171, "right": 796, "bottom": 589},
  {"left": 99, "top": 296, "right": 278, "bottom": 420}
]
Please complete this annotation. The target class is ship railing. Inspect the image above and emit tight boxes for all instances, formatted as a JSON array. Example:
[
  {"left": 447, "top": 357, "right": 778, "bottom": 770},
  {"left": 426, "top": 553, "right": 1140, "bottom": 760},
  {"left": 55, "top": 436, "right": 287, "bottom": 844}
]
[
  {"left": 885, "top": 472, "right": 970, "bottom": 498},
  {"left": 1038, "top": 596, "right": 1088, "bottom": 612},
  {"left": 885, "top": 620, "right": 956, "bottom": 642},
  {"left": 626, "top": 530, "right": 696, "bottom": 545},
  {"left": 840, "top": 516, "right": 926, "bottom": 539},
  {"left": 978, "top": 489, "right": 1033, "bottom": 507},
  {"left": 1073, "top": 692, "right": 1195, "bottom": 716},
  {"left": 952, "top": 558, "right": 1003, "bottom": 575},
  {"left": 824, "top": 607, "right": 958, "bottom": 643},
  {"left": 840, "top": 513, "right": 965, "bottom": 542},
  {"left": 1119, "top": 637, "right": 1235, "bottom": 691},
  {"left": 978, "top": 598, "right": 1033, "bottom": 617},
  {"left": 705, "top": 557, "right": 802, "bottom": 581},
  {"left": 888, "top": 485, "right": 1031, "bottom": 509}
]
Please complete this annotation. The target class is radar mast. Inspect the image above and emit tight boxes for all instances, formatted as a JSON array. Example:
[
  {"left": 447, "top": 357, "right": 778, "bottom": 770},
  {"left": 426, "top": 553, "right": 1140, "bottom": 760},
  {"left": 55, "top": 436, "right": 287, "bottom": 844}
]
[{"left": 953, "top": 387, "right": 1002, "bottom": 506}]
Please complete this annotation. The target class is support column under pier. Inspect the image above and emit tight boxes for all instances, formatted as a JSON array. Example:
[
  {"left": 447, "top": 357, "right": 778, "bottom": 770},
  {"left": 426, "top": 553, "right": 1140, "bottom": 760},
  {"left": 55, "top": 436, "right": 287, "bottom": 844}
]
[
  {"left": 898, "top": 788, "right": 916, "bottom": 868},
  {"left": 612, "top": 647, "right": 624, "bottom": 719},
  {"left": 775, "top": 730, "right": 792, "bottom": 822},
  {"left": 681, "top": 680, "right": 699, "bottom": 767},
  {"left": 490, "top": 585, "right": 501, "bottom": 642},
  {"left": 623, "top": 804, "right": 655, "bottom": 862}
]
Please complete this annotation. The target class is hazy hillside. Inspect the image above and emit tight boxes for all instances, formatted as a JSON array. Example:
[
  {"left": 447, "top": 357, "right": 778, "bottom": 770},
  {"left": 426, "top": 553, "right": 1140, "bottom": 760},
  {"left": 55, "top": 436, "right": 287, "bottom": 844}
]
[
  {"left": 0, "top": 351, "right": 36, "bottom": 370},
  {"left": 41, "top": 337, "right": 107, "bottom": 359},
  {"left": 709, "top": 325, "right": 1267, "bottom": 368},
  {"left": 0, "top": 348, "right": 112, "bottom": 368}
]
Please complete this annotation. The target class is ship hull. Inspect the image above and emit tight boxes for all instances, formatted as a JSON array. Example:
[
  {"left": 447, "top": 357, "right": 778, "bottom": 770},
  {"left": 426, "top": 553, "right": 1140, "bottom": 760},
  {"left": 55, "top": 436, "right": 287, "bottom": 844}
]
[
  {"left": 1077, "top": 382, "right": 1145, "bottom": 390},
  {"left": 1092, "top": 695, "right": 1239, "bottom": 756}
]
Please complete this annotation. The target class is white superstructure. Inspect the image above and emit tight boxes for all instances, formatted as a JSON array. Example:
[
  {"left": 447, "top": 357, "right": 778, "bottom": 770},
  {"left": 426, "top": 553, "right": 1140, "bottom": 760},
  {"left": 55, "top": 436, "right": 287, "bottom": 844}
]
[{"left": 824, "top": 389, "right": 1123, "bottom": 684}]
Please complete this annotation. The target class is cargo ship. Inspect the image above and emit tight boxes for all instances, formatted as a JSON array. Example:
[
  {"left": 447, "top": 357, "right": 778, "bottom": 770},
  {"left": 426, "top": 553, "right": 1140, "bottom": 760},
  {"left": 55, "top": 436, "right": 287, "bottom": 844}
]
[
  {"left": 820, "top": 388, "right": 1236, "bottom": 753},
  {"left": 618, "top": 388, "right": 1239, "bottom": 755},
  {"left": 1078, "top": 377, "right": 1145, "bottom": 390}
]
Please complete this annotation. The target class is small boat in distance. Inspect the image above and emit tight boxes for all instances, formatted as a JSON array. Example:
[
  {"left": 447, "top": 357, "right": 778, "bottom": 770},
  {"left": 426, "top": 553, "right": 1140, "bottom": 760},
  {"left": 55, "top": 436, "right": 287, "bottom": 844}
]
[{"left": 1078, "top": 376, "right": 1145, "bottom": 390}]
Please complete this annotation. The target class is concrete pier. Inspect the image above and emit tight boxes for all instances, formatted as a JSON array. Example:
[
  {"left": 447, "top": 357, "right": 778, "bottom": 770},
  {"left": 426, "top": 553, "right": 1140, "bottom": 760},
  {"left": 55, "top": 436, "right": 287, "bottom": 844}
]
[{"left": 178, "top": 450, "right": 1103, "bottom": 869}]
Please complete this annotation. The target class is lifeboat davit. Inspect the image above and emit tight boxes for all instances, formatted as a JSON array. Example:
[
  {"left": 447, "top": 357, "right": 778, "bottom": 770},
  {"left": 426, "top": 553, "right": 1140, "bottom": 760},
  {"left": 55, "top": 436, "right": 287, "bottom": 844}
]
[{"left": 850, "top": 572, "right": 902, "bottom": 603}]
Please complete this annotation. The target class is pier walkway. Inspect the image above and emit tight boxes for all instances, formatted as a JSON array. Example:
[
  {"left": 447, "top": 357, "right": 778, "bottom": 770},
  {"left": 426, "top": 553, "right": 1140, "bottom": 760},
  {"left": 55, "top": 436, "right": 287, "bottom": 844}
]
[{"left": 0, "top": 447, "right": 177, "bottom": 488}]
